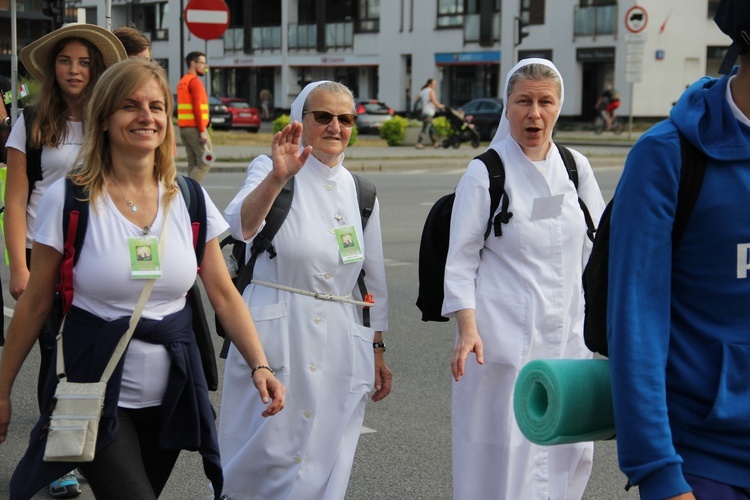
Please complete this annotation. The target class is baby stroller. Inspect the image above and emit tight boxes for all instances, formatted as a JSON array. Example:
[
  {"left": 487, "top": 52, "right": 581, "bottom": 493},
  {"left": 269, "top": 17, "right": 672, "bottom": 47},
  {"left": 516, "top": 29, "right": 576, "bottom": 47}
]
[{"left": 441, "top": 106, "right": 481, "bottom": 149}]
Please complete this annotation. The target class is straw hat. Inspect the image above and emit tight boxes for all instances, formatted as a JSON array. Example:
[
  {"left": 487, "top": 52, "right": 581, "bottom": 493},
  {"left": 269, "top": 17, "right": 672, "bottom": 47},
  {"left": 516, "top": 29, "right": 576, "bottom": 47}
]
[{"left": 20, "top": 23, "right": 127, "bottom": 82}]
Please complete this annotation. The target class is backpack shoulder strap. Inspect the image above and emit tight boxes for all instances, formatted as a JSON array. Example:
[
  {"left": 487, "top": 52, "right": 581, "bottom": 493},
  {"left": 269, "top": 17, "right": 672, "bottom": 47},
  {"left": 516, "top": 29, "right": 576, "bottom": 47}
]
[
  {"left": 352, "top": 173, "right": 376, "bottom": 230},
  {"left": 557, "top": 143, "right": 578, "bottom": 187},
  {"left": 350, "top": 174, "right": 377, "bottom": 328},
  {"left": 473, "top": 148, "right": 511, "bottom": 239},
  {"left": 24, "top": 106, "right": 42, "bottom": 205},
  {"left": 60, "top": 178, "right": 89, "bottom": 316},
  {"left": 557, "top": 143, "right": 596, "bottom": 242},
  {"left": 673, "top": 131, "right": 707, "bottom": 247},
  {"left": 177, "top": 174, "right": 208, "bottom": 266},
  {"left": 235, "top": 176, "right": 295, "bottom": 294}
]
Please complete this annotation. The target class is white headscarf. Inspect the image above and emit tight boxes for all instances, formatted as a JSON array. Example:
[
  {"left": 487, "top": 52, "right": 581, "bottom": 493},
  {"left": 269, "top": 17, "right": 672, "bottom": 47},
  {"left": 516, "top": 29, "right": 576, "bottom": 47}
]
[
  {"left": 489, "top": 58, "right": 565, "bottom": 150},
  {"left": 290, "top": 80, "right": 331, "bottom": 123}
]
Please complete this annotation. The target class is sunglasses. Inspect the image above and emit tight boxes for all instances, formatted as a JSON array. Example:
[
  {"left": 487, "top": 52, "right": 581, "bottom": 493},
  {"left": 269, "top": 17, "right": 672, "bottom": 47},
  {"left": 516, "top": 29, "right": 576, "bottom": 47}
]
[{"left": 303, "top": 110, "right": 357, "bottom": 128}]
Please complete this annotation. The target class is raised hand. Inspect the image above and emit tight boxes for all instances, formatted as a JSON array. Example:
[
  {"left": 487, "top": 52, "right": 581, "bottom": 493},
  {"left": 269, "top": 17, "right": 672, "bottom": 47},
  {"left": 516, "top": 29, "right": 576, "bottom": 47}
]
[{"left": 271, "top": 121, "right": 312, "bottom": 181}]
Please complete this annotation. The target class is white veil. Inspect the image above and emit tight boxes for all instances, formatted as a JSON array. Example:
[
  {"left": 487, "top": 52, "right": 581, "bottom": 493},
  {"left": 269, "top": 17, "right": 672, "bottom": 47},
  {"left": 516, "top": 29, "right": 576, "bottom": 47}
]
[{"left": 290, "top": 80, "right": 331, "bottom": 123}]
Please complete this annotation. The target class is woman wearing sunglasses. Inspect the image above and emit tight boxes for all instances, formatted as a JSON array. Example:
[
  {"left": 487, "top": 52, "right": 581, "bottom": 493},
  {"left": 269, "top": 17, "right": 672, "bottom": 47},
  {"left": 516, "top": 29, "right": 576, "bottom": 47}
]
[{"left": 219, "top": 81, "right": 391, "bottom": 499}]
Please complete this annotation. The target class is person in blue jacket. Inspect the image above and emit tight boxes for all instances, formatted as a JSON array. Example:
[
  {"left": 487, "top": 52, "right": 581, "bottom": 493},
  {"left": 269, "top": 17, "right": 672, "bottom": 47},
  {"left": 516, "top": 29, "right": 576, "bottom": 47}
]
[{"left": 608, "top": 1, "right": 750, "bottom": 498}]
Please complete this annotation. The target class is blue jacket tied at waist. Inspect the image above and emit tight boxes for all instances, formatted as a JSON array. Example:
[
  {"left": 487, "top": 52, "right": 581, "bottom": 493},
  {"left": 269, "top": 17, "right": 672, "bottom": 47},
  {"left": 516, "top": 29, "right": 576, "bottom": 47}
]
[{"left": 10, "top": 304, "right": 223, "bottom": 500}]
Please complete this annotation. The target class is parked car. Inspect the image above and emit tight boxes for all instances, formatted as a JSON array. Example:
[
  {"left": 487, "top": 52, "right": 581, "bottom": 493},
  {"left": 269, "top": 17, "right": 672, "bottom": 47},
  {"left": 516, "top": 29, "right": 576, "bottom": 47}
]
[
  {"left": 209, "top": 95, "right": 232, "bottom": 129},
  {"left": 219, "top": 97, "right": 261, "bottom": 133},
  {"left": 171, "top": 95, "right": 232, "bottom": 131},
  {"left": 459, "top": 97, "right": 503, "bottom": 141},
  {"left": 354, "top": 99, "right": 394, "bottom": 134},
  {"left": 208, "top": 96, "right": 232, "bottom": 129}
]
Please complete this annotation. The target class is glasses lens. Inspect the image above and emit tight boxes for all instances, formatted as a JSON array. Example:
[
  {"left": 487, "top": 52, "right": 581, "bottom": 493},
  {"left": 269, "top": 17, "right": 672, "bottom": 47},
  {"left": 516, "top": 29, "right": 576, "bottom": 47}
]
[
  {"left": 310, "top": 111, "right": 356, "bottom": 128},
  {"left": 337, "top": 114, "right": 356, "bottom": 127},
  {"left": 311, "top": 111, "right": 334, "bottom": 125}
]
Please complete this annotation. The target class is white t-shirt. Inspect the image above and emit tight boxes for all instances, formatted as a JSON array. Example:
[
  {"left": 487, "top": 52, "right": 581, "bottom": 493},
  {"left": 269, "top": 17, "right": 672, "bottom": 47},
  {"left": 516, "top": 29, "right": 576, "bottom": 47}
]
[
  {"left": 419, "top": 87, "right": 437, "bottom": 117},
  {"left": 5, "top": 113, "right": 84, "bottom": 247},
  {"left": 35, "top": 178, "right": 229, "bottom": 407}
]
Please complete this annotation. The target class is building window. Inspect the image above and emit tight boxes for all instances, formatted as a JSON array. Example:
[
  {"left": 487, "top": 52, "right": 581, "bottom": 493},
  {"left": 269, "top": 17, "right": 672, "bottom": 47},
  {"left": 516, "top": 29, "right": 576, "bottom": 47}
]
[
  {"left": 438, "top": 0, "right": 464, "bottom": 27},
  {"left": 225, "top": 0, "right": 243, "bottom": 28},
  {"left": 356, "top": 0, "right": 380, "bottom": 32},
  {"left": 520, "top": 0, "right": 544, "bottom": 25}
]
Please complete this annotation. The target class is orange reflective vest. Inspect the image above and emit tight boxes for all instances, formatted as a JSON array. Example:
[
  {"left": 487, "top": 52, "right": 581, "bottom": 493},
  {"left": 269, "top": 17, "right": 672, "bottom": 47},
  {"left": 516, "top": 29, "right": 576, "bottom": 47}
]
[{"left": 177, "top": 73, "right": 208, "bottom": 131}]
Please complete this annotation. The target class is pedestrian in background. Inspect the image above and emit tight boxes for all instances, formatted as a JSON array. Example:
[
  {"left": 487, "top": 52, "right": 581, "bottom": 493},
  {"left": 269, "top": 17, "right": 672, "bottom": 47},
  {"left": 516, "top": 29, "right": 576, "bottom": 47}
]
[
  {"left": 444, "top": 58, "right": 605, "bottom": 499},
  {"left": 4, "top": 23, "right": 126, "bottom": 498},
  {"left": 260, "top": 88, "right": 273, "bottom": 121},
  {"left": 113, "top": 25, "right": 151, "bottom": 59},
  {"left": 0, "top": 58, "right": 285, "bottom": 500},
  {"left": 415, "top": 78, "right": 444, "bottom": 149},
  {"left": 177, "top": 51, "right": 210, "bottom": 182},
  {"left": 608, "top": 0, "right": 750, "bottom": 497}
]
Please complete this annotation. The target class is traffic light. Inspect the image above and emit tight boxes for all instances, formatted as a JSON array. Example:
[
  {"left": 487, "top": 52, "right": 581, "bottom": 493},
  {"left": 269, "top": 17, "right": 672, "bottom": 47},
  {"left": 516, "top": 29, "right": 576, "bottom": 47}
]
[{"left": 515, "top": 16, "right": 530, "bottom": 47}]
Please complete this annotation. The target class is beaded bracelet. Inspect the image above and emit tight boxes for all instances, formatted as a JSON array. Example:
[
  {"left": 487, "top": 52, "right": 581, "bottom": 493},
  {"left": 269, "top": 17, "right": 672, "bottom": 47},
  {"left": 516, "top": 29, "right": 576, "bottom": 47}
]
[{"left": 251, "top": 365, "right": 275, "bottom": 377}]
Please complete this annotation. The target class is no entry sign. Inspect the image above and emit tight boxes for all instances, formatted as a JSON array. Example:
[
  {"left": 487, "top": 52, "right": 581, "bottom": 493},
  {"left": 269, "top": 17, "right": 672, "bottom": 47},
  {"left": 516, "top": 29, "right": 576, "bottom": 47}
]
[{"left": 184, "top": 0, "right": 230, "bottom": 40}]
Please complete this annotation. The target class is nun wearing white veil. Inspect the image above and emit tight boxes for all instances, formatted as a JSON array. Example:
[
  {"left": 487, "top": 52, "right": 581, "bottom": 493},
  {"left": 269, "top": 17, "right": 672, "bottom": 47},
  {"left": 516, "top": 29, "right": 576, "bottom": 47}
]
[
  {"left": 219, "top": 81, "right": 391, "bottom": 499},
  {"left": 442, "top": 59, "right": 605, "bottom": 499}
]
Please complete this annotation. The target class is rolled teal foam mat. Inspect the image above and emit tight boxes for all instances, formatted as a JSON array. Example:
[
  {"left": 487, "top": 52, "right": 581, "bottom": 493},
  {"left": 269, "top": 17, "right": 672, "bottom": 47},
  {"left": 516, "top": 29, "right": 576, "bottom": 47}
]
[{"left": 513, "top": 359, "right": 615, "bottom": 445}]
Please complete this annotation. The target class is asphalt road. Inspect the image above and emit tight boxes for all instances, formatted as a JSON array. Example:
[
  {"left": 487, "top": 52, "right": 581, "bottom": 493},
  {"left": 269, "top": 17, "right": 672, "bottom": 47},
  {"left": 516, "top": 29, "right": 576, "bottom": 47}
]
[{"left": 0, "top": 147, "right": 637, "bottom": 499}]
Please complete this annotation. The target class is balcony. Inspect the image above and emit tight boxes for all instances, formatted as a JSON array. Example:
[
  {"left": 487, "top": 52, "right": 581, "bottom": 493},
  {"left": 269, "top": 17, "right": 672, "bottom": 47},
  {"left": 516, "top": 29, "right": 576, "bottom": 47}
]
[
  {"left": 574, "top": 4, "right": 617, "bottom": 39},
  {"left": 288, "top": 21, "right": 353, "bottom": 50}
]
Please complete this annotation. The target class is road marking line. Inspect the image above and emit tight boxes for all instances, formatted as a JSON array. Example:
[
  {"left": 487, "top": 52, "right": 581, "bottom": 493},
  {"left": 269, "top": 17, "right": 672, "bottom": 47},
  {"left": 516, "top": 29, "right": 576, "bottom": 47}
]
[{"left": 361, "top": 426, "right": 376, "bottom": 434}]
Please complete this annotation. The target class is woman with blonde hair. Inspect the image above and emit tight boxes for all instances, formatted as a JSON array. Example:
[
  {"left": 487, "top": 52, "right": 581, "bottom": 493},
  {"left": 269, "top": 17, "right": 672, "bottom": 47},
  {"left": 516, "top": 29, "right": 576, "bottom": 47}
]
[
  {"left": 0, "top": 58, "right": 285, "bottom": 499},
  {"left": 4, "top": 23, "right": 126, "bottom": 497}
]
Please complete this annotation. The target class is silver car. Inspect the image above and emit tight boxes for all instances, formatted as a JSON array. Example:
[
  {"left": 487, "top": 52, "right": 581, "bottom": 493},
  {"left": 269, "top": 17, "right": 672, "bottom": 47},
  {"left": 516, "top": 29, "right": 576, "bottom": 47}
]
[{"left": 355, "top": 99, "right": 394, "bottom": 134}]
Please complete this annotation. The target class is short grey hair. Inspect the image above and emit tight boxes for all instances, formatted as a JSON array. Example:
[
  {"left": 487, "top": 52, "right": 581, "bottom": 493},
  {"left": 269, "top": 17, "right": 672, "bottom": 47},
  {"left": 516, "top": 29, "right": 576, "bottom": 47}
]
[
  {"left": 303, "top": 81, "right": 356, "bottom": 114},
  {"left": 506, "top": 63, "right": 562, "bottom": 100}
]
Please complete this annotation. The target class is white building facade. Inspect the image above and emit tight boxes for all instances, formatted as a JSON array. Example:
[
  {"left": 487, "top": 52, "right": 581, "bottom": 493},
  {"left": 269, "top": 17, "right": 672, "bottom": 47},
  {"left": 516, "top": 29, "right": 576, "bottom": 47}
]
[{"left": 22, "top": 0, "right": 732, "bottom": 121}]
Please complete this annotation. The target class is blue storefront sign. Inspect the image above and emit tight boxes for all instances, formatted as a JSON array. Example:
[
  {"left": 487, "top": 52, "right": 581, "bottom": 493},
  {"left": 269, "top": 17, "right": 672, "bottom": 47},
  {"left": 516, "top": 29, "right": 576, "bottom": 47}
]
[{"left": 435, "top": 51, "right": 501, "bottom": 65}]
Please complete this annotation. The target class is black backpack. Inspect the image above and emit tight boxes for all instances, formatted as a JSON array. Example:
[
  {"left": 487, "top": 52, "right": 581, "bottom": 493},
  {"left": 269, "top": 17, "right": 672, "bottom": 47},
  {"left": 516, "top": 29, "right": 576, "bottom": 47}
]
[
  {"left": 60, "top": 175, "right": 220, "bottom": 391},
  {"left": 582, "top": 132, "right": 707, "bottom": 357},
  {"left": 23, "top": 106, "right": 44, "bottom": 204},
  {"left": 416, "top": 144, "right": 595, "bottom": 322},
  {"left": 217, "top": 173, "right": 377, "bottom": 357}
]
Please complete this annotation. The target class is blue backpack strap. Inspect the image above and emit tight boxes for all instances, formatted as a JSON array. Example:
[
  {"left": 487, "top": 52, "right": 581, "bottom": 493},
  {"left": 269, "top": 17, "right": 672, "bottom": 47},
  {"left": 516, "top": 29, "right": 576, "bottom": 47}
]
[{"left": 177, "top": 174, "right": 207, "bottom": 265}]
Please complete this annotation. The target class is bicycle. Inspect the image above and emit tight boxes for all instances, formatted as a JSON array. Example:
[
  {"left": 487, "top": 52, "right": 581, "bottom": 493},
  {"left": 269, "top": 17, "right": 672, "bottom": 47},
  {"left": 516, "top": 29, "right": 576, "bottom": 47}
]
[{"left": 593, "top": 112, "right": 624, "bottom": 135}]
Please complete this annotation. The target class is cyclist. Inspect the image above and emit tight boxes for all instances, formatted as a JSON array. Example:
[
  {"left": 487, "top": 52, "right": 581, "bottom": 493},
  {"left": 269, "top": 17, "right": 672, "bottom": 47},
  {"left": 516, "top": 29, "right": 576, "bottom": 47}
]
[{"left": 596, "top": 83, "right": 620, "bottom": 130}]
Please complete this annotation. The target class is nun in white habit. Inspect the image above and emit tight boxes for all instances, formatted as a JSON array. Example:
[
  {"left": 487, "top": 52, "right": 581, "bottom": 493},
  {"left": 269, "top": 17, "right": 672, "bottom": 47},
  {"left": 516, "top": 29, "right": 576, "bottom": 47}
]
[
  {"left": 443, "top": 59, "right": 606, "bottom": 499},
  {"left": 219, "top": 81, "right": 391, "bottom": 500}
]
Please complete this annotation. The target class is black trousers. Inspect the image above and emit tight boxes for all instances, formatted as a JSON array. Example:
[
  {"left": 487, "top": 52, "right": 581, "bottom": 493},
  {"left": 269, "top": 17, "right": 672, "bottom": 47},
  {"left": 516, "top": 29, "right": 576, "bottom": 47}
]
[{"left": 79, "top": 407, "right": 181, "bottom": 499}]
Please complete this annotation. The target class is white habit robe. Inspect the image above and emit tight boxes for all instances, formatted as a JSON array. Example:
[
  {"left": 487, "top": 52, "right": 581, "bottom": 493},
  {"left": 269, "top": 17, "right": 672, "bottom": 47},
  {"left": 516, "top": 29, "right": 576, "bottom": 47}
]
[
  {"left": 219, "top": 153, "right": 388, "bottom": 500},
  {"left": 443, "top": 136, "right": 605, "bottom": 500}
]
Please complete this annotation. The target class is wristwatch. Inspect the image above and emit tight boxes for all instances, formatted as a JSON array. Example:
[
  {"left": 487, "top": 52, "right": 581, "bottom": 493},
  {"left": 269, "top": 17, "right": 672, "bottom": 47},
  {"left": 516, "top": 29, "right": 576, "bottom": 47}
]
[{"left": 373, "top": 340, "right": 386, "bottom": 352}]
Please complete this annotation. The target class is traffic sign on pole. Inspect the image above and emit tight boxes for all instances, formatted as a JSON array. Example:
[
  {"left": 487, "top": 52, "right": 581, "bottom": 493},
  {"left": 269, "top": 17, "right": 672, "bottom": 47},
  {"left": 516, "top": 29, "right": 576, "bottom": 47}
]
[
  {"left": 624, "top": 6, "right": 648, "bottom": 34},
  {"left": 184, "top": 0, "right": 230, "bottom": 40}
]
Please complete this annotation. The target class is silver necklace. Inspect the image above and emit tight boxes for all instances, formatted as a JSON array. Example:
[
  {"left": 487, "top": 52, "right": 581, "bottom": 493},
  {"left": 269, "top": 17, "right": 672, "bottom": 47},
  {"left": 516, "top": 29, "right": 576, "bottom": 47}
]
[
  {"left": 111, "top": 178, "right": 155, "bottom": 213},
  {"left": 111, "top": 178, "right": 138, "bottom": 212}
]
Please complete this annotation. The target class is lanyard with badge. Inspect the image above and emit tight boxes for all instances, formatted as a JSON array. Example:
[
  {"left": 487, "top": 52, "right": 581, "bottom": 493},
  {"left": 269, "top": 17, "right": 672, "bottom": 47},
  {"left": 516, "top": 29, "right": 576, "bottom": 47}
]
[
  {"left": 333, "top": 211, "right": 364, "bottom": 264},
  {"left": 127, "top": 202, "right": 170, "bottom": 279}
]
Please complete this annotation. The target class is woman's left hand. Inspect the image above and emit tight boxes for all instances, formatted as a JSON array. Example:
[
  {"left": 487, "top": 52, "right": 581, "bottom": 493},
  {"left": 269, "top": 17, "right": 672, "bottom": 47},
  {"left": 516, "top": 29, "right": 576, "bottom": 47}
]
[
  {"left": 371, "top": 352, "right": 392, "bottom": 402},
  {"left": 252, "top": 370, "right": 286, "bottom": 417}
]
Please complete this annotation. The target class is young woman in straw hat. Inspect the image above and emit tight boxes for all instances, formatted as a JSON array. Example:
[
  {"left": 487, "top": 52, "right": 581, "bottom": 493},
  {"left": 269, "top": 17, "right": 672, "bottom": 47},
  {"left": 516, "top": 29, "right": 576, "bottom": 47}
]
[{"left": 3, "top": 23, "right": 125, "bottom": 498}]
